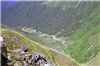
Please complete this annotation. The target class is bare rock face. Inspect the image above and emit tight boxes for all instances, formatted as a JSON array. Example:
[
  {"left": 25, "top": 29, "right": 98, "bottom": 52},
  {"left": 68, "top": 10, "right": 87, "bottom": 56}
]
[{"left": 0, "top": 36, "right": 8, "bottom": 66}]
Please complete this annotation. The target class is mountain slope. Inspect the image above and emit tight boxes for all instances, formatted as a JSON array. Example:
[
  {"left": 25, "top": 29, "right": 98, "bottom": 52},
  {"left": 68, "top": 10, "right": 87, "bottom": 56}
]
[
  {"left": 1, "top": 28, "right": 79, "bottom": 66},
  {"left": 65, "top": 7, "right": 100, "bottom": 63},
  {"left": 2, "top": 1, "right": 100, "bottom": 37},
  {"left": 1, "top": 1, "right": 100, "bottom": 65},
  {"left": 13, "top": 27, "right": 66, "bottom": 51},
  {"left": 88, "top": 52, "right": 100, "bottom": 66}
]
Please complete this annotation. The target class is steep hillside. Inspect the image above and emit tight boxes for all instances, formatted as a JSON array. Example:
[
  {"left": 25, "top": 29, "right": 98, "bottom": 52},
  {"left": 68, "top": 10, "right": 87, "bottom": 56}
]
[
  {"left": 88, "top": 52, "right": 100, "bottom": 66},
  {"left": 1, "top": 1, "right": 100, "bottom": 65},
  {"left": 65, "top": 7, "right": 100, "bottom": 63},
  {"left": 13, "top": 27, "right": 66, "bottom": 51},
  {"left": 2, "top": 1, "right": 100, "bottom": 37},
  {"left": 1, "top": 28, "right": 79, "bottom": 66}
]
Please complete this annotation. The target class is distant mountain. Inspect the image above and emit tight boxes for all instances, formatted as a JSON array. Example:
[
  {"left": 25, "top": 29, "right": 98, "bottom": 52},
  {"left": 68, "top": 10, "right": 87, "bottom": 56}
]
[{"left": 2, "top": 1, "right": 99, "bottom": 37}]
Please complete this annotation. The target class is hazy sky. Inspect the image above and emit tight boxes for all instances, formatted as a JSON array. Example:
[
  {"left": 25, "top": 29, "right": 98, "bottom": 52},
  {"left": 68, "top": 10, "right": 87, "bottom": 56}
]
[
  {"left": 1, "top": 1, "right": 19, "bottom": 9},
  {"left": 1, "top": 0, "right": 48, "bottom": 1}
]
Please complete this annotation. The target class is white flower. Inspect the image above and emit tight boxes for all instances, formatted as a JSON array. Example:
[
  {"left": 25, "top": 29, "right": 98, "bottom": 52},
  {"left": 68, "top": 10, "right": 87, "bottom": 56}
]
[
  {"left": 0, "top": 36, "right": 4, "bottom": 42},
  {"left": 44, "top": 64, "right": 50, "bottom": 66}
]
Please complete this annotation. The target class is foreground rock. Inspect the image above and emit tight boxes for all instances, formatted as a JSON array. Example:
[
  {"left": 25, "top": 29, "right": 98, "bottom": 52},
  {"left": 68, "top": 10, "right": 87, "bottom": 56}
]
[{"left": 1, "top": 28, "right": 79, "bottom": 66}]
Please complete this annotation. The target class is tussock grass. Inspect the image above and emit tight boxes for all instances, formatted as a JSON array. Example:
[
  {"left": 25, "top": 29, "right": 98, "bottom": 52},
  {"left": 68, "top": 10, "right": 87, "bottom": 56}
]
[{"left": 1, "top": 28, "right": 79, "bottom": 66}]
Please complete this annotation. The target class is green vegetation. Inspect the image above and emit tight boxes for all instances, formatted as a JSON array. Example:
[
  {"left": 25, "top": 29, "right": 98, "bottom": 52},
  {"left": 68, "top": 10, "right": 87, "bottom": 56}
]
[
  {"left": 1, "top": 1, "right": 100, "bottom": 65},
  {"left": 88, "top": 52, "right": 100, "bottom": 66},
  {"left": 1, "top": 28, "right": 78, "bottom": 66},
  {"left": 14, "top": 28, "right": 66, "bottom": 51},
  {"left": 65, "top": 9, "right": 100, "bottom": 63},
  {"left": 2, "top": 1, "right": 99, "bottom": 37}
]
